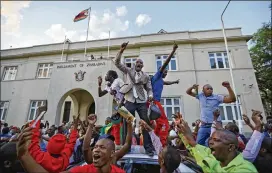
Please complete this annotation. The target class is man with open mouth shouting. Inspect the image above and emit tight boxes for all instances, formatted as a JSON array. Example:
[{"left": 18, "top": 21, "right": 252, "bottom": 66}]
[
  {"left": 114, "top": 42, "right": 155, "bottom": 156},
  {"left": 176, "top": 118, "right": 257, "bottom": 173},
  {"left": 17, "top": 116, "right": 126, "bottom": 173}
]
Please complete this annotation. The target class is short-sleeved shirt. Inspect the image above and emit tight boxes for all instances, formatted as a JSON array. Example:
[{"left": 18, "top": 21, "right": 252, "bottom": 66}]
[
  {"left": 151, "top": 71, "right": 164, "bottom": 101},
  {"left": 70, "top": 163, "right": 125, "bottom": 173},
  {"left": 105, "top": 78, "right": 125, "bottom": 104},
  {"left": 196, "top": 92, "right": 224, "bottom": 123}
]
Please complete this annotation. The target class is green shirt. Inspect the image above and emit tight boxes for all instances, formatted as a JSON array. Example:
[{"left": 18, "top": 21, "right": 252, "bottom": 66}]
[{"left": 179, "top": 134, "right": 257, "bottom": 173}]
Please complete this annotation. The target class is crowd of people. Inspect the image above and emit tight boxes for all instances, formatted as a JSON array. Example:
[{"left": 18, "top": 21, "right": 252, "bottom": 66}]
[{"left": 0, "top": 42, "right": 272, "bottom": 173}]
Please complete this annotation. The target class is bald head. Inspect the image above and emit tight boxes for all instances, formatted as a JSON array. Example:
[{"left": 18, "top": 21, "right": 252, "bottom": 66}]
[
  {"left": 136, "top": 59, "right": 143, "bottom": 63},
  {"left": 217, "top": 129, "right": 238, "bottom": 147}
]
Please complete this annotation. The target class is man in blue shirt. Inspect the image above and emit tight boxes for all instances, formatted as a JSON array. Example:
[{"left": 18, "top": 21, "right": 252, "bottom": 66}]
[
  {"left": 186, "top": 81, "right": 236, "bottom": 146},
  {"left": 150, "top": 42, "right": 179, "bottom": 146}
]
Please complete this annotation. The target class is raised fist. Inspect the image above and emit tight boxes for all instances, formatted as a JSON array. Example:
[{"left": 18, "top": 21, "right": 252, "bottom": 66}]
[
  {"left": 222, "top": 81, "right": 230, "bottom": 88},
  {"left": 98, "top": 76, "right": 102, "bottom": 86},
  {"left": 88, "top": 114, "right": 97, "bottom": 125},
  {"left": 120, "top": 42, "right": 129, "bottom": 52},
  {"left": 192, "top": 84, "right": 199, "bottom": 90},
  {"left": 173, "top": 42, "right": 178, "bottom": 50}
]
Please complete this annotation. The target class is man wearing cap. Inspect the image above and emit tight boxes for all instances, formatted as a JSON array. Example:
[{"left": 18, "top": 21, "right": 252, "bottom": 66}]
[
  {"left": 114, "top": 42, "right": 155, "bottom": 156},
  {"left": 27, "top": 104, "right": 79, "bottom": 173},
  {"left": 149, "top": 42, "right": 179, "bottom": 147}
]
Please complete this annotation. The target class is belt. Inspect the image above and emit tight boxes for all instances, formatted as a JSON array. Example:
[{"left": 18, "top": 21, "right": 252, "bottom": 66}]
[{"left": 200, "top": 121, "right": 212, "bottom": 127}]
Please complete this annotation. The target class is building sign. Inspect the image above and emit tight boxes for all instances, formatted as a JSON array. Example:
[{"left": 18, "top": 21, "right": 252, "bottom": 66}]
[{"left": 57, "top": 62, "right": 106, "bottom": 69}]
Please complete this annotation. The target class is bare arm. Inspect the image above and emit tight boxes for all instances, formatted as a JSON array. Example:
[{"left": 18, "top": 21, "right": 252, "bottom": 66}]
[
  {"left": 83, "top": 114, "right": 97, "bottom": 164},
  {"left": 186, "top": 84, "right": 198, "bottom": 97},
  {"left": 17, "top": 126, "right": 49, "bottom": 173},
  {"left": 115, "top": 119, "right": 133, "bottom": 161},
  {"left": 98, "top": 87, "right": 108, "bottom": 97},
  {"left": 98, "top": 76, "right": 108, "bottom": 97},
  {"left": 160, "top": 43, "right": 178, "bottom": 72},
  {"left": 20, "top": 153, "right": 49, "bottom": 173},
  {"left": 83, "top": 124, "right": 94, "bottom": 164},
  {"left": 114, "top": 42, "right": 129, "bottom": 74},
  {"left": 222, "top": 81, "right": 236, "bottom": 103},
  {"left": 163, "top": 80, "right": 179, "bottom": 85}
]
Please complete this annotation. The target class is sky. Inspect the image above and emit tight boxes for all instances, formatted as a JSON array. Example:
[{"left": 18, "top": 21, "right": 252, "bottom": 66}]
[{"left": 1, "top": 1, "right": 271, "bottom": 50}]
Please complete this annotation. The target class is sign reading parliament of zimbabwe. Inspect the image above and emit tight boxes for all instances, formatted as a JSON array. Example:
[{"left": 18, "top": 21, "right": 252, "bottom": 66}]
[{"left": 57, "top": 62, "right": 106, "bottom": 69}]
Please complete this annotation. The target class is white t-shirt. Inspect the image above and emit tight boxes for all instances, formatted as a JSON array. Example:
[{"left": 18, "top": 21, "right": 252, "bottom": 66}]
[
  {"left": 169, "top": 129, "right": 178, "bottom": 146},
  {"left": 105, "top": 78, "right": 124, "bottom": 104}
]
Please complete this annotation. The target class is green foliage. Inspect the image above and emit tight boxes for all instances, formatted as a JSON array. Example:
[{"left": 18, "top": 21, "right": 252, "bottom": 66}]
[{"left": 250, "top": 21, "right": 272, "bottom": 116}]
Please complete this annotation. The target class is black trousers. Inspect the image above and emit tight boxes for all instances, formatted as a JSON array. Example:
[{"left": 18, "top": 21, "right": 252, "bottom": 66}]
[{"left": 122, "top": 101, "right": 154, "bottom": 153}]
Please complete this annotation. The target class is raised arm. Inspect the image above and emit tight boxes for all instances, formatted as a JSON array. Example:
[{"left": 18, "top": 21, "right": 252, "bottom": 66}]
[
  {"left": 98, "top": 76, "right": 108, "bottom": 97},
  {"left": 243, "top": 110, "right": 264, "bottom": 162},
  {"left": 83, "top": 114, "right": 97, "bottom": 164},
  {"left": 17, "top": 127, "right": 49, "bottom": 173},
  {"left": 61, "top": 119, "right": 79, "bottom": 163},
  {"left": 163, "top": 79, "right": 179, "bottom": 85},
  {"left": 186, "top": 84, "right": 199, "bottom": 97},
  {"left": 160, "top": 42, "right": 178, "bottom": 72},
  {"left": 242, "top": 114, "right": 255, "bottom": 131},
  {"left": 115, "top": 118, "right": 133, "bottom": 161},
  {"left": 221, "top": 81, "right": 236, "bottom": 103},
  {"left": 114, "top": 42, "right": 129, "bottom": 74},
  {"left": 140, "top": 120, "right": 162, "bottom": 155}
]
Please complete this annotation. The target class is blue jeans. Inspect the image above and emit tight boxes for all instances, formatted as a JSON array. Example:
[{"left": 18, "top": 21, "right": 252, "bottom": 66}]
[{"left": 196, "top": 124, "right": 211, "bottom": 146}]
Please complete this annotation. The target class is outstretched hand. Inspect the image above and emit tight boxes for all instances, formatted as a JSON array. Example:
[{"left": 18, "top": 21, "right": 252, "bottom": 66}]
[
  {"left": 251, "top": 109, "right": 262, "bottom": 131},
  {"left": 242, "top": 114, "right": 251, "bottom": 126},
  {"left": 17, "top": 126, "right": 33, "bottom": 159},
  {"left": 139, "top": 120, "right": 153, "bottom": 132},
  {"left": 176, "top": 119, "right": 196, "bottom": 147}
]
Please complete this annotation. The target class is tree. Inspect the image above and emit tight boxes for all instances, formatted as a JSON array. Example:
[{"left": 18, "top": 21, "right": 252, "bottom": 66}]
[{"left": 250, "top": 18, "right": 272, "bottom": 116}]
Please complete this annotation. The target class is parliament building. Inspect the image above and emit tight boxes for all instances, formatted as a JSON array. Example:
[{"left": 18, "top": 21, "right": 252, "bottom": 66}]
[{"left": 0, "top": 28, "right": 264, "bottom": 135}]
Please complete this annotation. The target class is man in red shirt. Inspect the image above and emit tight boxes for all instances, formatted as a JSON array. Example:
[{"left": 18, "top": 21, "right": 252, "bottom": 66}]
[
  {"left": 28, "top": 104, "right": 79, "bottom": 173},
  {"left": 17, "top": 126, "right": 125, "bottom": 173}
]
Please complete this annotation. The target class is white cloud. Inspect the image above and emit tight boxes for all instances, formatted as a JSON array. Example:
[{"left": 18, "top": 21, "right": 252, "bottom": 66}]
[
  {"left": 45, "top": 24, "right": 79, "bottom": 43},
  {"left": 135, "top": 14, "right": 151, "bottom": 27},
  {"left": 1, "top": 1, "right": 31, "bottom": 36},
  {"left": 116, "top": 6, "right": 128, "bottom": 17},
  {"left": 1, "top": 7, "right": 132, "bottom": 49},
  {"left": 83, "top": 10, "right": 130, "bottom": 40}
]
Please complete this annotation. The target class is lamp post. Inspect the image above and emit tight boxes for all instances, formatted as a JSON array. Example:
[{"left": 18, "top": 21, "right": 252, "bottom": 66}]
[{"left": 221, "top": 0, "right": 243, "bottom": 133}]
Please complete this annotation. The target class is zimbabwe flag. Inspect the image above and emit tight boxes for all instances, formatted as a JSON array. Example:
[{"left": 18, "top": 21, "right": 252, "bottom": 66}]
[{"left": 73, "top": 9, "right": 89, "bottom": 22}]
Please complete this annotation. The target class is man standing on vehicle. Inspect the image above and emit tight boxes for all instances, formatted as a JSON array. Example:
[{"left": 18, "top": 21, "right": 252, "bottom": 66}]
[
  {"left": 186, "top": 82, "right": 236, "bottom": 146},
  {"left": 114, "top": 42, "right": 155, "bottom": 156},
  {"left": 150, "top": 42, "right": 179, "bottom": 147}
]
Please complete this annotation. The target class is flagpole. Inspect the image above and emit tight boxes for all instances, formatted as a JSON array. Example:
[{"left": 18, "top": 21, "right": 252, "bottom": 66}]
[
  {"left": 61, "top": 35, "right": 66, "bottom": 61},
  {"left": 108, "top": 30, "right": 110, "bottom": 58},
  {"left": 84, "top": 7, "right": 91, "bottom": 58}
]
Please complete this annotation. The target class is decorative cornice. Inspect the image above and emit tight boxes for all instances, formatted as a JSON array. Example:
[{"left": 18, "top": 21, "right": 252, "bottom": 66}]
[{"left": 0, "top": 35, "right": 252, "bottom": 60}]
